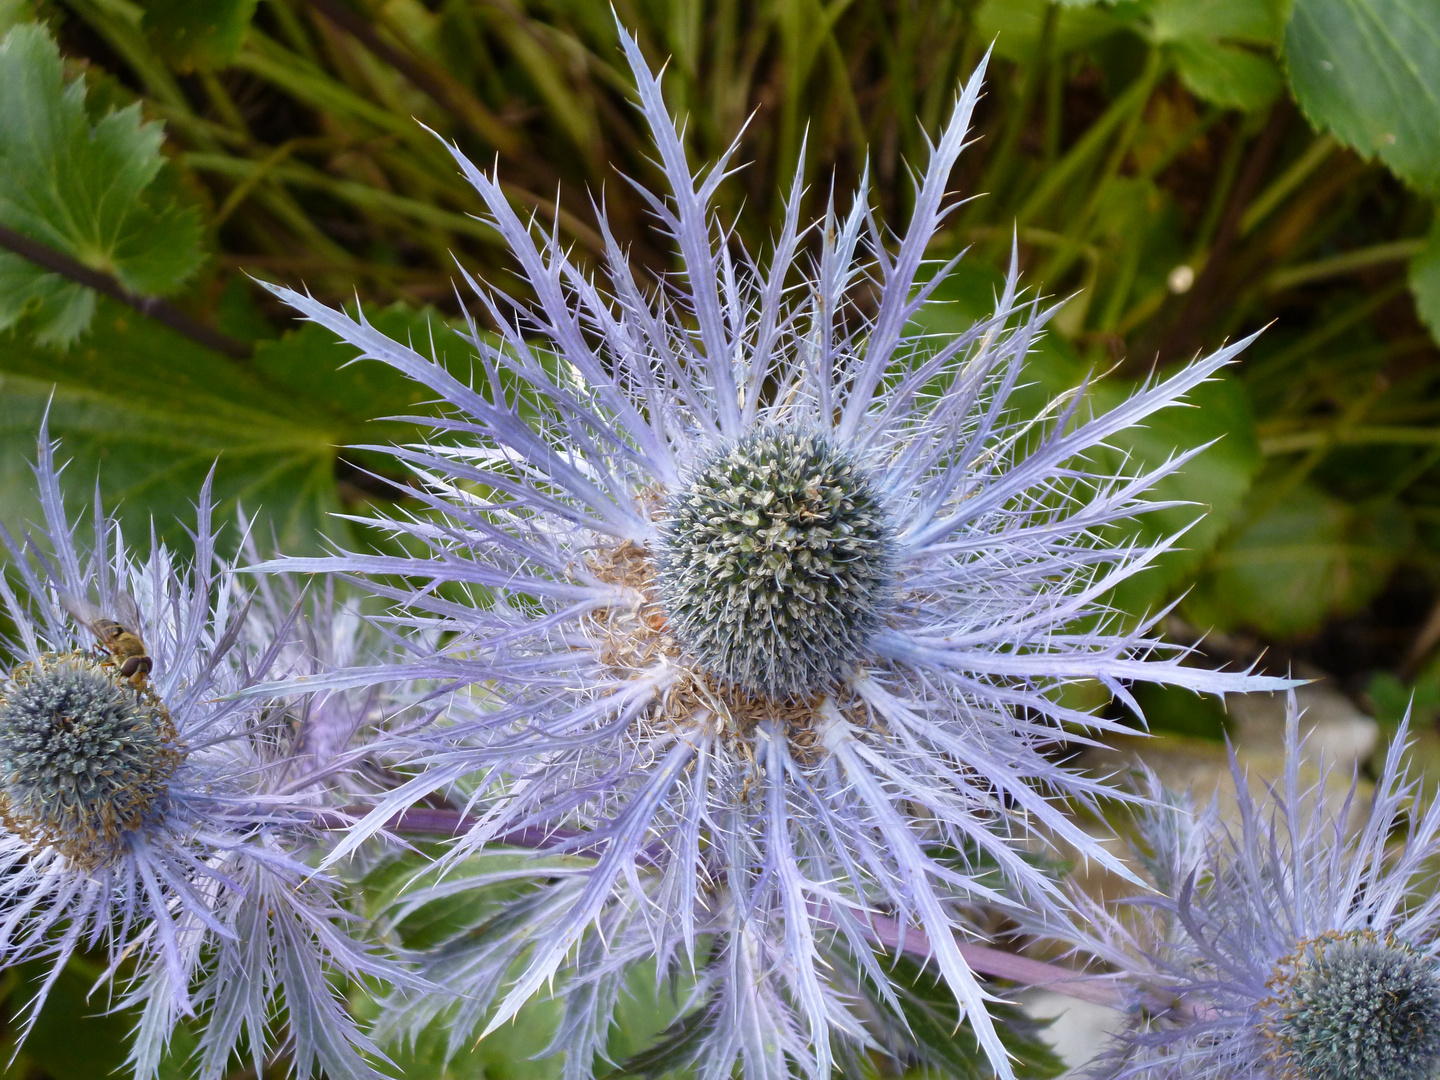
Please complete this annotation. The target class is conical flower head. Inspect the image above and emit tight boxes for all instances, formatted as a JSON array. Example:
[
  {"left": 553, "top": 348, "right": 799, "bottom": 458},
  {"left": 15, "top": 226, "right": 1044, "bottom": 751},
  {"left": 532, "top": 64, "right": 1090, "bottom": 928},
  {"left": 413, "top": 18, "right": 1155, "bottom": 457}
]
[
  {"left": 1263, "top": 933, "right": 1440, "bottom": 1080},
  {"left": 0, "top": 429, "right": 406, "bottom": 1080},
  {"left": 258, "top": 26, "right": 1291, "bottom": 1080},
  {"left": 0, "top": 653, "right": 182, "bottom": 864},
  {"left": 656, "top": 426, "right": 894, "bottom": 698},
  {"left": 1073, "top": 694, "right": 1440, "bottom": 1080}
]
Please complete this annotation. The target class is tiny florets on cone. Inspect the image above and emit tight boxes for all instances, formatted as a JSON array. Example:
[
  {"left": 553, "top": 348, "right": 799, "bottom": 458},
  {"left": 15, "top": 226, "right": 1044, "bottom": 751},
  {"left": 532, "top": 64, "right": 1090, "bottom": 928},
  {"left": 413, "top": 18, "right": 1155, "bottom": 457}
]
[
  {"left": 0, "top": 652, "right": 182, "bottom": 866},
  {"left": 656, "top": 427, "right": 893, "bottom": 699},
  {"left": 1067, "top": 694, "right": 1440, "bottom": 1080},
  {"left": 1263, "top": 933, "right": 1440, "bottom": 1080},
  {"left": 256, "top": 23, "right": 1295, "bottom": 1080},
  {"left": 0, "top": 427, "right": 409, "bottom": 1080}
]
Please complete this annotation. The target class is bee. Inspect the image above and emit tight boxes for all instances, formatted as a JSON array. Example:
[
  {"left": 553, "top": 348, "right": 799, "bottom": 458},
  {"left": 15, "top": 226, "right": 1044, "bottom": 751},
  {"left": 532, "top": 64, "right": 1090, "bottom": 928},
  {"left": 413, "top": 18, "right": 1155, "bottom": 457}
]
[{"left": 60, "top": 591, "right": 152, "bottom": 687}]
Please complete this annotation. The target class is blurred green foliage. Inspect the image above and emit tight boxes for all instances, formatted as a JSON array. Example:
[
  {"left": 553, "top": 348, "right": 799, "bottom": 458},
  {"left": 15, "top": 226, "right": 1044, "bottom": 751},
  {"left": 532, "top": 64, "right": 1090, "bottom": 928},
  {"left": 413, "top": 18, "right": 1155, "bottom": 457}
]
[{"left": 1, "top": 0, "right": 1439, "bottom": 1074}]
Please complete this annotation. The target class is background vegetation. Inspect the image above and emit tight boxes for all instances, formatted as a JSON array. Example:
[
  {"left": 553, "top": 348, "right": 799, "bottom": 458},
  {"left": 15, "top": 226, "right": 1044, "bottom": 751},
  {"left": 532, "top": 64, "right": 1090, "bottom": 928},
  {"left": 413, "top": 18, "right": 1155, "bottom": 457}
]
[{"left": 0, "top": 0, "right": 1438, "bottom": 1074}]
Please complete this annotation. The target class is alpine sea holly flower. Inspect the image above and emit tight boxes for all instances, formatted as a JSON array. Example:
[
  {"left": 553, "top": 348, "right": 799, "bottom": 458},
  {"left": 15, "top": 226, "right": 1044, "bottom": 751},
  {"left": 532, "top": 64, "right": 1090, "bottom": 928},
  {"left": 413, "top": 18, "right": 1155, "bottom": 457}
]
[
  {"left": 258, "top": 27, "right": 1290, "bottom": 1080},
  {"left": 0, "top": 429, "right": 401, "bottom": 1080},
  {"left": 1079, "top": 695, "right": 1440, "bottom": 1080}
]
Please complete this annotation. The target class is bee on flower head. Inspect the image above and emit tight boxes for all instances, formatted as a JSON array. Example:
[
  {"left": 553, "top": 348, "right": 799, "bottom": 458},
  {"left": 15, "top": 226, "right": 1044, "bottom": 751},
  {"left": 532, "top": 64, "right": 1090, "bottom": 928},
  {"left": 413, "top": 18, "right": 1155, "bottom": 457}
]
[
  {"left": 0, "top": 425, "right": 413, "bottom": 1080},
  {"left": 60, "top": 589, "right": 152, "bottom": 686}
]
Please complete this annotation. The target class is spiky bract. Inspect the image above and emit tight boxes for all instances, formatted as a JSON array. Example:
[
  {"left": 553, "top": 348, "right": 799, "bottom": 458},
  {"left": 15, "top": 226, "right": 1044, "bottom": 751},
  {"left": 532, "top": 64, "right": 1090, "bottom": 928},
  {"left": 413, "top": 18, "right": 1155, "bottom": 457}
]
[
  {"left": 0, "top": 429, "right": 405, "bottom": 1080},
  {"left": 1264, "top": 933, "right": 1440, "bottom": 1080},
  {"left": 1073, "top": 694, "right": 1440, "bottom": 1080},
  {"left": 657, "top": 427, "right": 892, "bottom": 697},
  {"left": 0, "top": 653, "right": 181, "bottom": 865},
  {"left": 257, "top": 25, "right": 1290, "bottom": 1080}
]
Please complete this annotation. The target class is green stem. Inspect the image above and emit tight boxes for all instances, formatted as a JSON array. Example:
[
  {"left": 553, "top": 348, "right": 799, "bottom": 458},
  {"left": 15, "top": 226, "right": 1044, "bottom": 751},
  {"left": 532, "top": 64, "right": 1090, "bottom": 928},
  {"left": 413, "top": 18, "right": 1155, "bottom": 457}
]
[
  {"left": 1014, "top": 50, "right": 1161, "bottom": 228},
  {"left": 1136, "top": 107, "right": 1224, "bottom": 182},
  {"left": 1190, "top": 118, "right": 1248, "bottom": 257},
  {"left": 61, "top": 0, "right": 191, "bottom": 111},
  {"left": 211, "top": 141, "right": 303, "bottom": 228},
  {"left": 265, "top": 0, "right": 322, "bottom": 63},
  {"left": 1243, "top": 283, "right": 1406, "bottom": 389},
  {"left": 183, "top": 153, "right": 503, "bottom": 244},
  {"left": 1038, "top": 49, "right": 1163, "bottom": 287},
  {"left": 1261, "top": 424, "right": 1440, "bottom": 455},
  {"left": 977, "top": 4, "right": 1056, "bottom": 215},
  {"left": 1265, "top": 238, "right": 1425, "bottom": 292},
  {"left": 1259, "top": 377, "right": 1386, "bottom": 518},
  {"left": 311, "top": 0, "right": 521, "bottom": 153},
  {"left": 1239, "top": 133, "right": 1336, "bottom": 237},
  {"left": 235, "top": 33, "right": 424, "bottom": 141},
  {"left": 1042, "top": 46, "right": 1064, "bottom": 165}
]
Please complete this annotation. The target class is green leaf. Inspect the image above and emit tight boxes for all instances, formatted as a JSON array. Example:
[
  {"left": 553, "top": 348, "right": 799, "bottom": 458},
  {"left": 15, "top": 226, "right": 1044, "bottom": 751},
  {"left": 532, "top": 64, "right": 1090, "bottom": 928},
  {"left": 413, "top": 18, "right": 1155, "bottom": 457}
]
[
  {"left": 367, "top": 995, "right": 564, "bottom": 1080},
  {"left": 1367, "top": 667, "right": 1440, "bottom": 804},
  {"left": 0, "top": 23, "right": 204, "bottom": 347},
  {"left": 0, "top": 959, "right": 130, "bottom": 1080},
  {"left": 973, "top": 0, "right": 1131, "bottom": 64},
  {"left": 1169, "top": 37, "right": 1283, "bottom": 111},
  {"left": 1149, "top": 0, "right": 1286, "bottom": 111},
  {"left": 1409, "top": 216, "right": 1440, "bottom": 341},
  {"left": 252, "top": 300, "right": 448, "bottom": 451},
  {"left": 876, "top": 953, "right": 1065, "bottom": 1079},
  {"left": 1366, "top": 669, "right": 1440, "bottom": 729},
  {"left": 142, "top": 0, "right": 258, "bottom": 71},
  {"left": 1182, "top": 481, "right": 1412, "bottom": 637},
  {"left": 602, "top": 1003, "right": 712, "bottom": 1079},
  {"left": 1098, "top": 369, "right": 1262, "bottom": 619},
  {"left": 0, "top": 297, "right": 452, "bottom": 557},
  {"left": 1283, "top": 0, "right": 1440, "bottom": 194},
  {"left": 0, "top": 953, "right": 199, "bottom": 1080},
  {"left": 1127, "top": 682, "right": 1230, "bottom": 740},
  {"left": 1148, "top": 0, "right": 1284, "bottom": 44},
  {"left": 0, "top": 0, "right": 34, "bottom": 36}
]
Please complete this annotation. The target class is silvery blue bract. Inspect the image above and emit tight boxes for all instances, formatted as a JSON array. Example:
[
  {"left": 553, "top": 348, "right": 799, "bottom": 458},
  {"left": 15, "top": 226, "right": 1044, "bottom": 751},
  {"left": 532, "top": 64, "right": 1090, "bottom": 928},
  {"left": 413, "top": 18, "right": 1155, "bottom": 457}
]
[
  {"left": 256, "top": 25, "right": 1291, "bottom": 1080},
  {"left": 0, "top": 426, "right": 406, "bottom": 1079},
  {"left": 1076, "top": 694, "right": 1440, "bottom": 1080}
]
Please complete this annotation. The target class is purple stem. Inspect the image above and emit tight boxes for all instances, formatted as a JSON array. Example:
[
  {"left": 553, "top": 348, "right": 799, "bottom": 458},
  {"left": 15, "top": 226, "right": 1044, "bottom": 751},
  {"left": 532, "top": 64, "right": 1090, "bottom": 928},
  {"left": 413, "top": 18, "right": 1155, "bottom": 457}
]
[
  {"left": 861, "top": 910, "right": 1127, "bottom": 1008},
  {"left": 322, "top": 804, "right": 1127, "bottom": 1007}
]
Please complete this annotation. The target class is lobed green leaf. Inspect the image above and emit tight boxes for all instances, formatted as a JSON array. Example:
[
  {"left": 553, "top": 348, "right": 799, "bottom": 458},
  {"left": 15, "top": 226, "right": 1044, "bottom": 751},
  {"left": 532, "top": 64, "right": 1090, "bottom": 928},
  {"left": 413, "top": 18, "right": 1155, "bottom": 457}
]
[{"left": 0, "top": 23, "right": 204, "bottom": 346}]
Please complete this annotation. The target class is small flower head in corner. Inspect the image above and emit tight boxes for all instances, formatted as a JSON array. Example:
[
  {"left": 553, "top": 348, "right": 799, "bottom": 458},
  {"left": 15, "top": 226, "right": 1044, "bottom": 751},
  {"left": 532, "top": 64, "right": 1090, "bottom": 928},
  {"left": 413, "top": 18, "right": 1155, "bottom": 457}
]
[
  {"left": 1084, "top": 692, "right": 1440, "bottom": 1080},
  {"left": 0, "top": 606, "right": 180, "bottom": 869},
  {"left": 0, "top": 427, "right": 402, "bottom": 1080},
  {"left": 257, "top": 22, "right": 1292, "bottom": 1080}
]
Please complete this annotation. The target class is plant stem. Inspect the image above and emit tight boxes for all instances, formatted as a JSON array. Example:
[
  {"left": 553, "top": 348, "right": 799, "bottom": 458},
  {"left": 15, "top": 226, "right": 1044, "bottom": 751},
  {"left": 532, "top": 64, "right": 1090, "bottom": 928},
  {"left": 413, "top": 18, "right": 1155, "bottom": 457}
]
[
  {"left": 1260, "top": 423, "right": 1440, "bottom": 455},
  {"left": 1244, "top": 283, "right": 1406, "bottom": 391},
  {"left": 976, "top": 4, "right": 1056, "bottom": 217},
  {"left": 1156, "top": 99, "right": 1292, "bottom": 364},
  {"left": 863, "top": 911, "right": 1126, "bottom": 1008},
  {"left": 183, "top": 152, "right": 500, "bottom": 243},
  {"left": 1013, "top": 56, "right": 1159, "bottom": 229},
  {"left": 334, "top": 804, "right": 1126, "bottom": 1007},
  {"left": 0, "top": 224, "right": 252, "bottom": 359},
  {"left": 1264, "top": 238, "right": 1425, "bottom": 292},
  {"left": 1239, "top": 133, "right": 1335, "bottom": 237}
]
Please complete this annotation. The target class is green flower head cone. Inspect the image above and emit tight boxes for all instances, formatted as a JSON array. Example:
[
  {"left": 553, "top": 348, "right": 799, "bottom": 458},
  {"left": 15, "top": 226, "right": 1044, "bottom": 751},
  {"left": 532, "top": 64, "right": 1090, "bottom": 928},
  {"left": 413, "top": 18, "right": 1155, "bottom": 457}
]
[
  {"left": 0, "top": 653, "right": 182, "bottom": 866},
  {"left": 656, "top": 428, "right": 894, "bottom": 699}
]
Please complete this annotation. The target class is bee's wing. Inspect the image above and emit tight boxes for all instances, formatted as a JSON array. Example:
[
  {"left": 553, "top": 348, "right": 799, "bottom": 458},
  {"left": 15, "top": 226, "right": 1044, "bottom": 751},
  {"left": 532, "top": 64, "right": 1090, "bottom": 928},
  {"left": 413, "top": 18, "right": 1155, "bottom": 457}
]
[
  {"left": 112, "top": 590, "right": 143, "bottom": 634},
  {"left": 59, "top": 591, "right": 105, "bottom": 633}
]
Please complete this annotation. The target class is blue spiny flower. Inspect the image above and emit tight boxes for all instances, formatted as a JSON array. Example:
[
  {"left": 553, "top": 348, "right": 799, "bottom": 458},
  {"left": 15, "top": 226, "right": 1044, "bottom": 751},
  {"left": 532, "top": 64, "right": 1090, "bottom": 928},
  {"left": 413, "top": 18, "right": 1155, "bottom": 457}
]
[
  {"left": 1072, "top": 693, "right": 1440, "bottom": 1080},
  {"left": 0, "top": 426, "right": 409, "bottom": 1080},
  {"left": 254, "top": 25, "right": 1292, "bottom": 1080}
]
